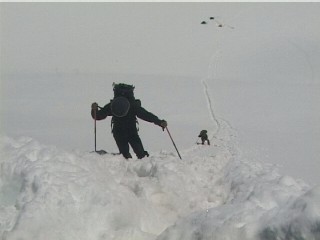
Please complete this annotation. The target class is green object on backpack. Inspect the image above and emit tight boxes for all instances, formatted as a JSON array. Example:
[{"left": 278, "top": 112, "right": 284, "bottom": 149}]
[{"left": 111, "top": 96, "right": 130, "bottom": 117}]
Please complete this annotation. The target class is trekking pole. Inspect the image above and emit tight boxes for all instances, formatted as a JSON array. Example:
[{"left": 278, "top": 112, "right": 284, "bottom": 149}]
[
  {"left": 93, "top": 105, "right": 103, "bottom": 152},
  {"left": 94, "top": 107, "right": 97, "bottom": 152},
  {"left": 165, "top": 127, "right": 182, "bottom": 160}
]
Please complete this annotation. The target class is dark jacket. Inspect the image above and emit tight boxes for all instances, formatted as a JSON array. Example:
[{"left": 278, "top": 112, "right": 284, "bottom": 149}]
[{"left": 91, "top": 99, "right": 162, "bottom": 131}]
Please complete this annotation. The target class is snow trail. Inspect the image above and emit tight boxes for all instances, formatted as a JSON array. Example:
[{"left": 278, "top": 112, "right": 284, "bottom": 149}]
[
  {"left": 201, "top": 79, "right": 221, "bottom": 137},
  {"left": 287, "top": 38, "right": 315, "bottom": 83}
]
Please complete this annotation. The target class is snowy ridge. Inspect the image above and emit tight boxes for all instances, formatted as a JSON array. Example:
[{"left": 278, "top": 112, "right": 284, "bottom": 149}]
[{"left": 1, "top": 123, "right": 319, "bottom": 240}]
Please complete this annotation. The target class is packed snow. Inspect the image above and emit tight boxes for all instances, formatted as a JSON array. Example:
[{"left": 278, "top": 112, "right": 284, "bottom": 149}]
[
  {"left": 1, "top": 3, "right": 320, "bottom": 240},
  {"left": 1, "top": 124, "right": 320, "bottom": 239}
]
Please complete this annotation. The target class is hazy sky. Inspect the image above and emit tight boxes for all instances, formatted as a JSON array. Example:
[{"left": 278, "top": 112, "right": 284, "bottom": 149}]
[
  {"left": 1, "top": 2, "right": 225, "bottom": 77},
  {"left": 1, "top": 3, "right": 319, "bottom": 79},
  {"left": 0, "top": 2, "right": 308, "bottom": 77}
]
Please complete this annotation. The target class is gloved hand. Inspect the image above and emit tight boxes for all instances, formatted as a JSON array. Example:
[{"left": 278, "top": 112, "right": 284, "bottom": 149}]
[
  {"left": 159, "top": 120, "right": 167, "bottom": 131},
  {"left": 91, "top": 102, "right": 98, "bottom": 110}
]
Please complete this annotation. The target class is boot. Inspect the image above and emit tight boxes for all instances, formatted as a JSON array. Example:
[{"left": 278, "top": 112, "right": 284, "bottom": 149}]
[
  {"left": 137, "top": 151, "right": 149, "bottom": 159},
  {"left": 123, "top": 152, "right": 132, "bottom": 159}
]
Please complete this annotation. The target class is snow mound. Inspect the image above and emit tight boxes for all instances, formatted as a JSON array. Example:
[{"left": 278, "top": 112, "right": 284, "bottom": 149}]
[{"left": 0, "top": 135, "right": 319, "bottom": 240}]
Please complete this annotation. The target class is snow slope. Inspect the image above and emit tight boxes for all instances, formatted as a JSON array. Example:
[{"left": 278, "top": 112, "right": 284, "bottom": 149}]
[
  {"left": 1, "top": 3, "right": 320, "bottom": 239},
  {"left": 1, "top": 120, "right": 319, "bottom": 240}
]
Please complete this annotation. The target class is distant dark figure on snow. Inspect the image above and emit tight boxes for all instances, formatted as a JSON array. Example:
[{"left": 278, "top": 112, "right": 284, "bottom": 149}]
[
  {"left": 91, "top": 83, "right": 167, "bottom": 159},
  {"left": 198, "top": 130, "right": 210, "bottom": 145}
]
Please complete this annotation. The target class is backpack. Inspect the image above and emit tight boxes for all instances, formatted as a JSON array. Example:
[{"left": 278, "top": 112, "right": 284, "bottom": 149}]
[
  {"left": 200, "top": 130, "right": 207, "bottom": 134},
  {"left": 111, "top": 96, "right": 130, "bottom": 117},
  {"left": 110, "top": 83, "right": 139, "bottom": 130},
  {"left": 113, "top": 83, "right": 135, "bottom": 100},
  {"left": 199, "top": 130, "right": 208, "bottom": 137}
]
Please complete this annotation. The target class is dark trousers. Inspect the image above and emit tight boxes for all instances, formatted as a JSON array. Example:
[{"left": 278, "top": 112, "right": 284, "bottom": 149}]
[
  {"left": 201, "top": 137, "right": 210, "bottom": 145},
  {"left": 113, "top": 127, "right": 147, "bottom": 159}
]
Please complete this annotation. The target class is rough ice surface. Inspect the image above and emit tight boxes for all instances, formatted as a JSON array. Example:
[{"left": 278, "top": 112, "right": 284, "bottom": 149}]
[{"left": 1, "top": 127, "right": 319, "bottom": 239}]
